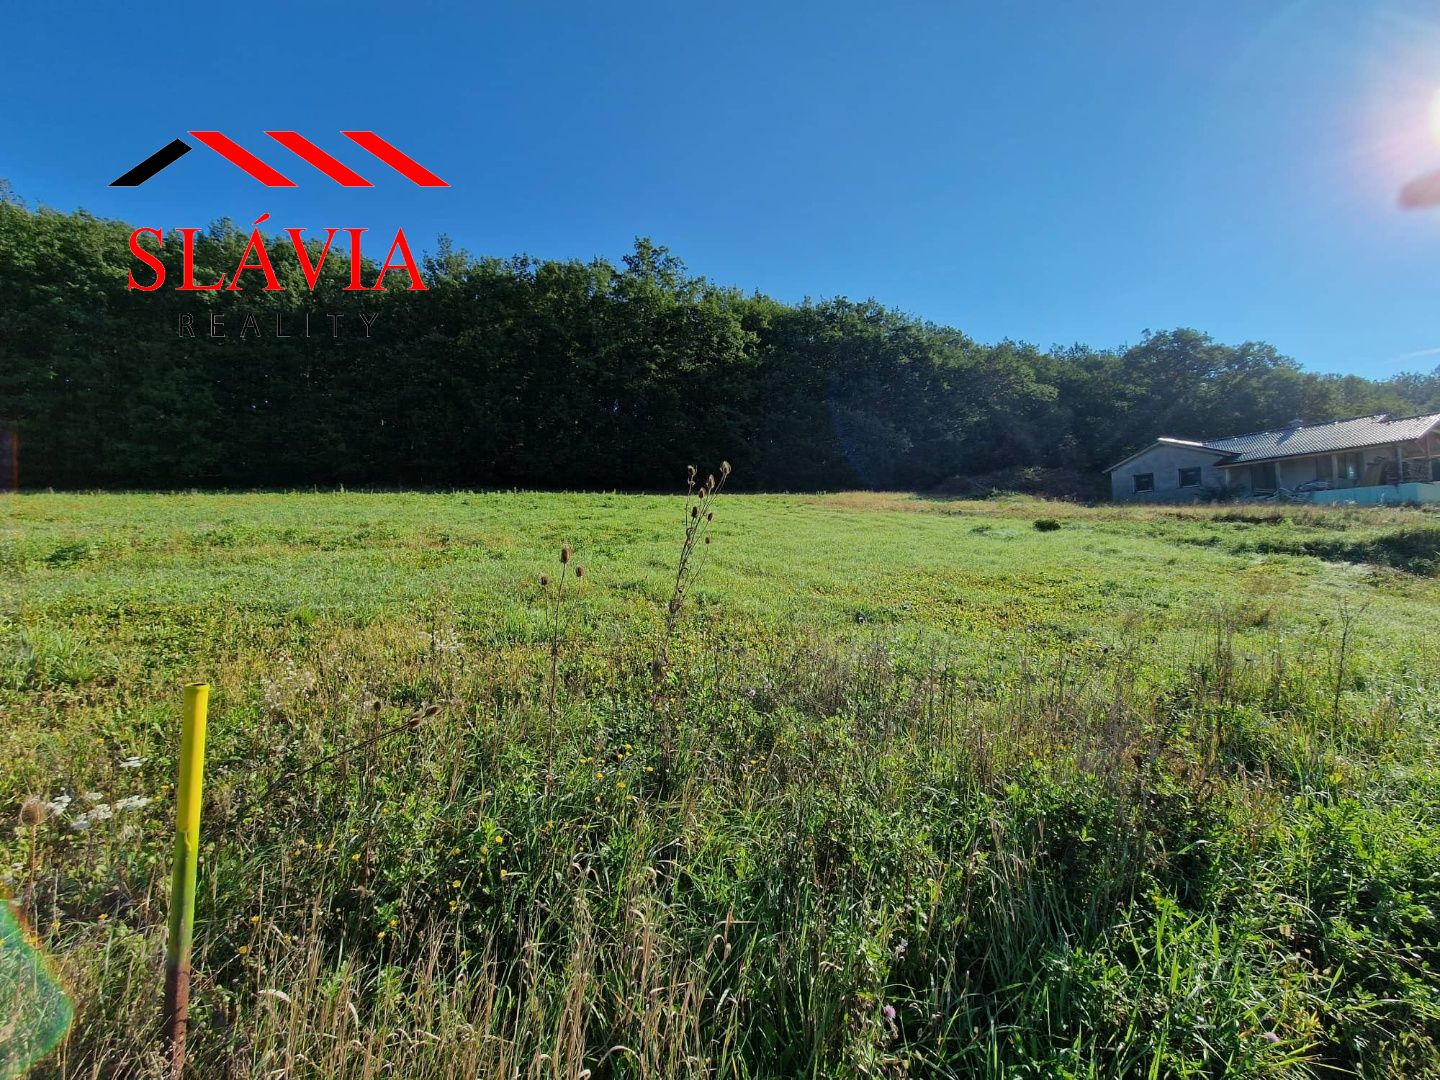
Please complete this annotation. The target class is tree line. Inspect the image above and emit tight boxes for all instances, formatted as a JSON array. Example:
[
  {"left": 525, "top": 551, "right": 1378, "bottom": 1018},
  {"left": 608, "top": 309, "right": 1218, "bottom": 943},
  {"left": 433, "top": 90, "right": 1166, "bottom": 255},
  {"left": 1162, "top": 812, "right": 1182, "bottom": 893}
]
[{"left": 3, "top": 196, "right": 1437, "bottom": 493}]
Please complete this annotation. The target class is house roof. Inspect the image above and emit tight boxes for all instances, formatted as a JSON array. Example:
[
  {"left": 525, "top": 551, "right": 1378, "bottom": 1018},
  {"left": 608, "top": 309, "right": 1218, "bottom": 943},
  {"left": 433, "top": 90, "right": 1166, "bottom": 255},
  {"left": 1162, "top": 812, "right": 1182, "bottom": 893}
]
[
  {"left": 1107, "top": 412, "right": 1440, "bottom": 473},
  {"left": 1204, "top": 413, "right": 1440, "bottom": 465},
  {"left": 1104, "top": 438, "right": 1233, "bottom": 473}
]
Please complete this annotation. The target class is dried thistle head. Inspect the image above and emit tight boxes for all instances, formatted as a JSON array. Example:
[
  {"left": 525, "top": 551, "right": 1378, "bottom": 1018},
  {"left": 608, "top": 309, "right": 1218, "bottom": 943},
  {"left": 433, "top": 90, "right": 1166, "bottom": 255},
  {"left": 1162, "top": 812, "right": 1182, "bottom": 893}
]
[
  {"left": 540, "top": 574, "right": 549, "bottom": 587},
  {"left": 706, "top": 474, "right": 715, "bottom": 491},
  {"left": 19, "top": 796, "right": 48, "bottom": 827},
  {"left": 704, "top": 536, "right": 711, "bottom": 544},
  {"left": 706, "top": 511, "right": 713, "bottom": 521},
  {"left": 691, "top": 505, "right": 699, "bottom": 519},
  {"left": 574, "top": 565, "right": 585, "bottom": 578},
  {"left": 720, "top": 461, "right": 732, "bottom": 478},
  {"left": 407, "top": 703, "right": 442, "bottom": 731},
  {"left": 687, "top": 465, "right": 697, "bottom": 482},
  {"left": 560, "top": 544, "right": 571, "bottom": 565}
]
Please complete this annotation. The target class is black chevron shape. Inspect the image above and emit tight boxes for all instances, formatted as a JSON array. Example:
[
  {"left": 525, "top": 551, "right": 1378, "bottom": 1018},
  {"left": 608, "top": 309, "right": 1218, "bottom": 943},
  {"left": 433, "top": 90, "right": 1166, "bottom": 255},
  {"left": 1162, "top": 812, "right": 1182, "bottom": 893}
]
[{"left": 110, "top": 138, "right": 193, "bottom": 187}]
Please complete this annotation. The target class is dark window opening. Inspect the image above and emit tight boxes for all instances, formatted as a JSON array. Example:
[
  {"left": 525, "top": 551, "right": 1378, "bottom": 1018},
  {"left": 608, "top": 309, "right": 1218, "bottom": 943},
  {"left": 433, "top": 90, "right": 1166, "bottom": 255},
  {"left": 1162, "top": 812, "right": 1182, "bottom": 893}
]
[
  {"left": 1178, "top": 467, "right": 1202, "bottom": 487},
  {"left": 1249, "top": 462, "right": 1277, "bottom": 491},
  {"left": 1432, "top": 459, "right": 1440, "bottom": 483},
  {"left": 1314, "top": 456, "right": 1333, "bottom": 480},
  {"left": 1133, "top": 473, "right": 1154, "bottom": 493}
]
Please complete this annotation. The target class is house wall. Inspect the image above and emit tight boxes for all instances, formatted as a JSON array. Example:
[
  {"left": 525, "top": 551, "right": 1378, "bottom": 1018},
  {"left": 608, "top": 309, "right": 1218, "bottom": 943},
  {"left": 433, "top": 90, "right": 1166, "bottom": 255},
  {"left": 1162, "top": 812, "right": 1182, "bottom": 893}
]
[
  {"left": 1109, "top": 445, "right": 1228, "bottom": 502},
  {"left": 1277, "top": 459, "right": 1307, "bottom": 488}
]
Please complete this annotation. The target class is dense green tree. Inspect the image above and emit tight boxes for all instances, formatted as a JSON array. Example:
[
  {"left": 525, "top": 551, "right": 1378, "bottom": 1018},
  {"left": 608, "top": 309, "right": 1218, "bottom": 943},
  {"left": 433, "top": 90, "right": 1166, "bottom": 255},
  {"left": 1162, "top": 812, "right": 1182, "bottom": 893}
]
[{"left": 0, "top": 199, "right": 1433, "bottom": 492}]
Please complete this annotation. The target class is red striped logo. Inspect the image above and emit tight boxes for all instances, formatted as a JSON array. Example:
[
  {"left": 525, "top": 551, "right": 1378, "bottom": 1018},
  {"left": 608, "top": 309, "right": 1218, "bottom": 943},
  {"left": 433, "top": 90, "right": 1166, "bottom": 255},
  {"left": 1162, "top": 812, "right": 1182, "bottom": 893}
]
[{"left": 110, "top": 132, "right": 449, "bottom": 188}]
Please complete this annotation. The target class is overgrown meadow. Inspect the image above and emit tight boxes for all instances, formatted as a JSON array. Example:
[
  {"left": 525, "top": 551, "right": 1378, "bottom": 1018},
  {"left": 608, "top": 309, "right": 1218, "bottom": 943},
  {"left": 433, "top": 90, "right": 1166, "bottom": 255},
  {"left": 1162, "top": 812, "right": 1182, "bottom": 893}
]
[{"left": 2, "top": 491, "right": 1439, "bottom": 1078}]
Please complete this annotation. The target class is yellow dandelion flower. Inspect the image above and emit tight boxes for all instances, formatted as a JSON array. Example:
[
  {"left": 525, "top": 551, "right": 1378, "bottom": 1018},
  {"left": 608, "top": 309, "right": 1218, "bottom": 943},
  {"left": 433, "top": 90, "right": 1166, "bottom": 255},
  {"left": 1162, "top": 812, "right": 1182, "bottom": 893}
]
[
  {"left": 616, "top": 781, "right": 626, "bottom": 790},
  {"left": 98, "top": 914, "right": 108, "bottom": 922},
  {"left": 250, "top": 914, "right": 260, "bottom": 923},
  {"left": 238, "top": 945, "right": 250, "bottom": 955},
  {"left": 452, "top": 879, "right": 462, "bottom": 889},
  {"left": 350, "top": 853, "right": 360, "bottom": 861},
  {"left": 493, "top": 835, "right": 504, "bottom": 845},
  {"left": 499, "top": 869, "right": 507, "bottom": 879}
]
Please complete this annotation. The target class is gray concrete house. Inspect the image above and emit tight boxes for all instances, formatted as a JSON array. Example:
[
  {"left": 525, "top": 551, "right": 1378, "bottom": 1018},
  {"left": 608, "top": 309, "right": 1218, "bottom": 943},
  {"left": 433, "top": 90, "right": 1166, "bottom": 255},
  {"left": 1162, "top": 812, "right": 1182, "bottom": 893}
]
[{"left": 1107, "top": 412, "right": 1440, "bottom": 504}]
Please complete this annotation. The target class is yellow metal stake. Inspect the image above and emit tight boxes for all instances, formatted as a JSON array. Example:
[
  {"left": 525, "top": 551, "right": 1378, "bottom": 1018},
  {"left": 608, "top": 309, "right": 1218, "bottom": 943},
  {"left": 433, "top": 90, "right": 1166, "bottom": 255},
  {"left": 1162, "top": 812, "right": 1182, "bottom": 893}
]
[{"left": 162, "top": 682, "right": 209, "bottom": 1076}]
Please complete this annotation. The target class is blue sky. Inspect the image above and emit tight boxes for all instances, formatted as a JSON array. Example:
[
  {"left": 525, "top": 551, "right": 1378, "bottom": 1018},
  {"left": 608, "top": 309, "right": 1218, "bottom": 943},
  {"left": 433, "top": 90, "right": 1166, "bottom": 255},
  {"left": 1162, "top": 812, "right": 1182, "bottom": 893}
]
[{"left": 5, "top": 1, "right": 1440, "bottom": 377}]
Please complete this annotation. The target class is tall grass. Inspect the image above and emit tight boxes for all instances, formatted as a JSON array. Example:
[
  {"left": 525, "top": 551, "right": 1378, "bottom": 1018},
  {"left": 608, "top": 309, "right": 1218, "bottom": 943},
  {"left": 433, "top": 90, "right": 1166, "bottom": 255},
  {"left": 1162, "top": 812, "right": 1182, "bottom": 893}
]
[{"left": 2, "top": 493, "right": 1437, "bottom": 1077}]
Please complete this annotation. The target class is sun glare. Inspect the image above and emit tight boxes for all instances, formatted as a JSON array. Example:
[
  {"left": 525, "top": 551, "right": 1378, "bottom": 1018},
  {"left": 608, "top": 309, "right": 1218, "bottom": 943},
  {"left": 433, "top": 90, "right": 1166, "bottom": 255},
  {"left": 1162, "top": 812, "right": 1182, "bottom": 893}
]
[{"left": 1431, "top": 88, "right": 1440, "bottom": 144}]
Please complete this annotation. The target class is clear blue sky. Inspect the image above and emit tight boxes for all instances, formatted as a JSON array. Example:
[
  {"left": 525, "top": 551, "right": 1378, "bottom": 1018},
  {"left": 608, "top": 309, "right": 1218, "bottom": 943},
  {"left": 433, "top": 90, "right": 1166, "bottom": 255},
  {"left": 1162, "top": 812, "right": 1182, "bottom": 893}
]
[{"left": 5, "top": 1, "right": 1440, "bottom": 378}]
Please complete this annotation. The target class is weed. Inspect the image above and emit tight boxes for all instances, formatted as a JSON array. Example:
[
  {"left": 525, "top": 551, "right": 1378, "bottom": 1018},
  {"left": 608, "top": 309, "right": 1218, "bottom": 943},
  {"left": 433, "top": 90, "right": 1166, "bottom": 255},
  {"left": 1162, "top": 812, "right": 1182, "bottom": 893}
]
[
  {"left": 540, "top": 542, "right": 586, "bottom": 784},
  {"left": 1, "top": 491, "right": 1437, "bottom": 1077}
]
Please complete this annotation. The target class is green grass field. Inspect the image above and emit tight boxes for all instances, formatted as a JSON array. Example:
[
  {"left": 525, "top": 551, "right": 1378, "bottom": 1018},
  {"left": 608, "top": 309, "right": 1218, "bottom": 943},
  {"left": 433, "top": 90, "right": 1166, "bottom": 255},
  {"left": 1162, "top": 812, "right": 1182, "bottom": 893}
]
[{"left": 3, "top": 492, "right": 1439, "bottom": 1077}]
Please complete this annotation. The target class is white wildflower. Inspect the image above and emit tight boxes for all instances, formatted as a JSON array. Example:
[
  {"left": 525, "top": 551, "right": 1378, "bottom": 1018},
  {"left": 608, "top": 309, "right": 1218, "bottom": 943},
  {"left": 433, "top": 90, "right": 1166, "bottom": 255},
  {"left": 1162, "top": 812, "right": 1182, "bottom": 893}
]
[
  {"left": 119, "top": 757, "right": 144, "bottom": 769},
  {"left": 424, "top": 629, "right": 464, "bottom": 654},
  {"left": 69, "top": 815, "right": 91, "bottom": 832},
  {"left": 113, "top": 796, "right": 152, "bottom": 812},
  {"left": 45, "top": 795, "right": 73, "bottom": 814},
  {"left": 262, "top": 658, "right": 317, "bottom": 713},
  {"left": 88, "top": 803, "right": 113, "bottom": 822}
]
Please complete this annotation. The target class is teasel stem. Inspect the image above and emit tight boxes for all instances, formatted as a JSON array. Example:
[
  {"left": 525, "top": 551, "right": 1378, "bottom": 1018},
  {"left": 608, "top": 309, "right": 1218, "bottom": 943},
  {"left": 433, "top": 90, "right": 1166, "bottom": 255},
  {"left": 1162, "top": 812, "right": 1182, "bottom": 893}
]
[
  {"left": 544, "top": 546, "right": 574, "bottom": 790},
  {"left": 235, "top": 704, "right": 440, "bottom": 824}
]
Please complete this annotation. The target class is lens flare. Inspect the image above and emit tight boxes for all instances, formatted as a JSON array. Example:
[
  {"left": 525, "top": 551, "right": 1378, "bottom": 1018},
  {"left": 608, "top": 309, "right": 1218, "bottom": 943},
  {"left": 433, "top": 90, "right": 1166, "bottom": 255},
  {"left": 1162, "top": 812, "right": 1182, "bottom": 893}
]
[{"left": 0, "top": 899, "right": 74, "bottom": 1075}]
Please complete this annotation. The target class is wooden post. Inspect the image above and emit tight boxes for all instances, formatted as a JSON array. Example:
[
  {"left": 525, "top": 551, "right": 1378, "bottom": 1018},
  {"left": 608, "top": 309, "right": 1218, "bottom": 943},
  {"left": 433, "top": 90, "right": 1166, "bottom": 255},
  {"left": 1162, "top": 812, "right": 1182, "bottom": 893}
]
[{"left": 162, "top": 683, "right": 209, "bottom": 1076}]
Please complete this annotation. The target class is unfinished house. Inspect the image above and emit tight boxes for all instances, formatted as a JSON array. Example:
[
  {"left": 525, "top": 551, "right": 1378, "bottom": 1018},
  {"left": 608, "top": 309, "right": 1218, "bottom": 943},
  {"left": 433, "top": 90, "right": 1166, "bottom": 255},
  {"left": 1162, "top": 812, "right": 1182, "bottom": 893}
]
[{"left": 1107, "top": 412, "right": 1440, "bottom": 504}]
